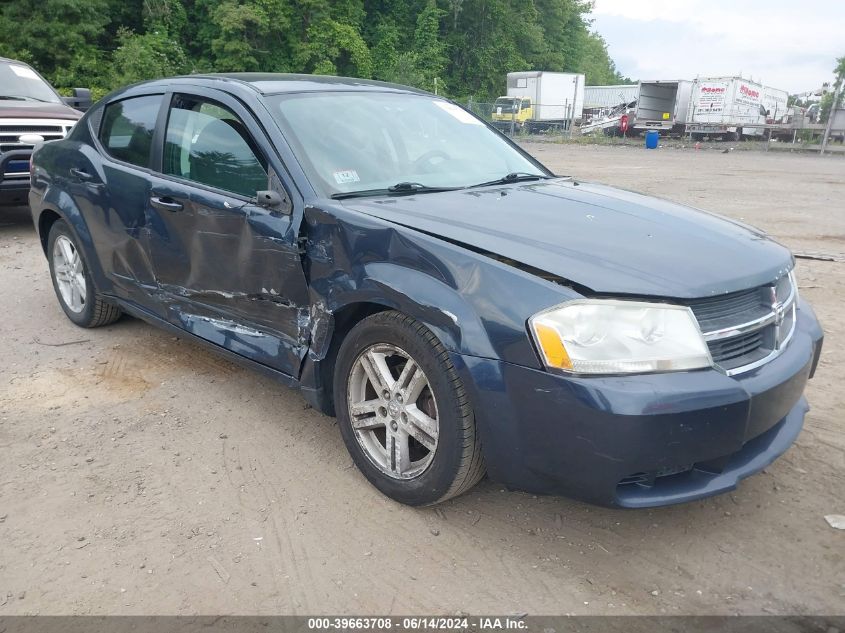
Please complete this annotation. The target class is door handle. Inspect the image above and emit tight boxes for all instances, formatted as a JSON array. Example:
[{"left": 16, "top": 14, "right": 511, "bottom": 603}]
[
  {"left": 69, "top": 167, "right": 93, "bottom": 181},
  {"left": 150, "top": 196, "right": 184, "bottom": 212}
]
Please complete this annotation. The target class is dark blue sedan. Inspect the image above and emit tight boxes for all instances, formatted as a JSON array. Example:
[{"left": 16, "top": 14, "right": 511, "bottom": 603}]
[{"left": 28, "top": 74, "right": 824, "bottom": 507}]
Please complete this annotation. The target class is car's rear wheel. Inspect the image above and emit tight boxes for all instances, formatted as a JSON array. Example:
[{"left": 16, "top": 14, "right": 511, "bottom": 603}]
[
  {"left": 334, "top": 311, "right": 485, "bottom": 505},
  {"left": 48, "top": 220, "right": 121, "bottom": 328}
]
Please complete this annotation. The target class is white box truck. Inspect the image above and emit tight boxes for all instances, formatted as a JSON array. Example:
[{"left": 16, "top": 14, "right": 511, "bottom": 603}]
[
  {"left": 632, "top": 80, "right": 693, "bottom": 134},
  {"left": 686, "top": 77, "right": 771, "bottom": 140},
  {"left": 491, "top": 71, "right": 585, "bottom": 133}
]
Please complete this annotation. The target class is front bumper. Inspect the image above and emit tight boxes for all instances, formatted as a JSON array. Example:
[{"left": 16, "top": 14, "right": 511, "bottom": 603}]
[
  {"left": 452, "top": 298, "right": 824, "bottom": 508},
  {"left": 0, "top": 149, "right": 32, "bottom": 205}
]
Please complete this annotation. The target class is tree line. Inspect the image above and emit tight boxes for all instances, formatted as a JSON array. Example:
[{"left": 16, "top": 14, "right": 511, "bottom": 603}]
[{"left": 0, "top": 0, "right": 630, "bottom": 100}]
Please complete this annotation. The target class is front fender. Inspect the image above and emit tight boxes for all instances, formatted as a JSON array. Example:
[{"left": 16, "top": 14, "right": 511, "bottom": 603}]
[
  {"left": 298, "top": 204, "right": 584, "bottom": 414},
  {"left": 304, "top": 203, "right": 582, "bottom": 366},
  {"left": 330, "top": 261, "right": 497, "bottom": 359}
]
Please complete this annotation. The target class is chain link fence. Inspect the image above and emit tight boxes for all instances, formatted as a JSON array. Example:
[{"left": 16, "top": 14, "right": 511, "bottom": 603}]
[
  {"left": 464, "top": 99, "right": 579, "bottom": 138},
  {"left": 462, "top": 99, "right": 844, "bottom": 145}
]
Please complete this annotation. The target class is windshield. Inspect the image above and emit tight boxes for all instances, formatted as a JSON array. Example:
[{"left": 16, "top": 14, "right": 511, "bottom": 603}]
[
  {"left": 0, "top": 61, "right": 61, "bottom": 103},
  {"left": 267, "top": 92, "right": 547, "bottom": 196},
  {"left": 494, "top": 97, "right": 520, "bottom": 113}
]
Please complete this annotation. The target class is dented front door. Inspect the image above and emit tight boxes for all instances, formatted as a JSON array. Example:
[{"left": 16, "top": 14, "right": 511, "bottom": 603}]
[{"left": 145, "top": 91, "right": 309, "bottom": 377}]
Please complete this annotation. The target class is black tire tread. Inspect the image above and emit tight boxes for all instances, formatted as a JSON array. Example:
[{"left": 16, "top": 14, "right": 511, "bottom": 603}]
[
  {"left": 87, "top": 297, "right": 122, "bottom": 328},
  {"left": 48, "top": 220, "right": 122, "bottom": 328},
  {"left": 365, "top": 311, "right": 485, "bottom": 505}
]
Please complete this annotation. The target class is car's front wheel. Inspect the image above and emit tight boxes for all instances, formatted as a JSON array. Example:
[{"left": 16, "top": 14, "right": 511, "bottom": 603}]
[
  {"left": 334, "top": 311, "right": 485, "bottom": 505},
  {"left": 47, "top": 220, "right": 121, "bottom": 328}
]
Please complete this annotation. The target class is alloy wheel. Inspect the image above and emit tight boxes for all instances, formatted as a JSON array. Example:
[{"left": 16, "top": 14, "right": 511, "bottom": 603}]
[
  {"left": 52, "top": 235, "right": 87, "bottom": 313},
  {"left": 347, "top": 343, "right": 439, "bottom": 479}
]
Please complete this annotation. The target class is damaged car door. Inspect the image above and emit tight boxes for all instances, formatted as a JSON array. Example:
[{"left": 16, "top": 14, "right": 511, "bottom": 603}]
[
  {"left": 85, "top": 93, "right": 164, "bottom": 305},
  {"left": 146, "top": 90, "right": 309, "bottom": 376}
]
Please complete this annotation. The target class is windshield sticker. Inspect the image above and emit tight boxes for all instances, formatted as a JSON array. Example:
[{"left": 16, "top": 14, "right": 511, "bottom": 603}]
[
  {"left": 10, "top": 65, "right": 39, "bottom": 80},
  {"left": 434, "top": 101, "right": 482, "bottom": 125},
  {"left": 333, "top": 169, "right": 360, "bottom": 184}
]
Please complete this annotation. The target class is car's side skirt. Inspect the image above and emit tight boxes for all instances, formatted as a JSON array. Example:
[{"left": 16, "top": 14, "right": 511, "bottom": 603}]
[{"left": 113, "top": 296, "right": 301, "bottom": 390}]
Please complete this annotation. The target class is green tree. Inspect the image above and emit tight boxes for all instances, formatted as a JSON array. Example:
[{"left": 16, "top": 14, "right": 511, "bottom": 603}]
[
  {"left": 410, "top": 0, "right": 447, "bottom": 92},
  {"left": 209, "top": 1, "right": 272, "bottom": 72},
  {"left": 577, "top": 33, "right": 629, "bottom": 85},
  {"left": 444, "top": 0, "right": 545, "bottom": 98},
  {"left": 112, "top": 28, "right": 191, "bottom": 85},
  {"left": 0, "top": 0, "right": 111, "bottom": 88},
  {"left": 369, "top": 21, "right": 401, "bottom": 81},
  {"left": 305, "top": 18, "right": 373, "bottom": 77},
  {"left": 820, "top": 56, "right": 845, "bottom": 123},
  {"left": 0, "top": 0, "right": 630, "bottom": 97}
]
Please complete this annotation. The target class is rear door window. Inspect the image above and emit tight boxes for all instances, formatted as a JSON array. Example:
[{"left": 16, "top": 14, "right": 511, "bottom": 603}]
[
  {"left": 163, "top": 95, "right": 268, "bottom": 198},
  {"left": 98, "top": 95, "right": 163, "bottom": 168}
]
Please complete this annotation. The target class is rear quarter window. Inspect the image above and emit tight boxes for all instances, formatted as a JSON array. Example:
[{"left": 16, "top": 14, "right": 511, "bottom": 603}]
[{"left": 98, "top": 95, "right": 163, "bottom": 168}]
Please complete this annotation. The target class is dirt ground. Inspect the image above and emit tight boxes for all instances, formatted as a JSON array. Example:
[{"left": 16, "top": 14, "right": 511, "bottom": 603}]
[{"left": 0, "top": 144, "right": 843, "bottom": 616}]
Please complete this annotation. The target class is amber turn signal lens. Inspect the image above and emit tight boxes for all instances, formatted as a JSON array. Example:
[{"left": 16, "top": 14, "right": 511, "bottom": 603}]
[{"left": 534, "top": 323, "right": 573, "bottom": 370}]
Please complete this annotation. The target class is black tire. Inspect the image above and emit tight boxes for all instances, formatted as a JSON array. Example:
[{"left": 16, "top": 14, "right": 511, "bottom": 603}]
[
  {"left": 47, "top": 220, "right": 121, "bottom": 328},
  {"left": 334, "top": 311, "right": 485, "bottom": 506}
]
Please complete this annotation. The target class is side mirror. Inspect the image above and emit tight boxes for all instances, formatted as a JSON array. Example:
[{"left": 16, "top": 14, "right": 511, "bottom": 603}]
[
  {"left": 256, "top": 189, "right": 292, "bottom": 215},
  {"left": 62, "top": 88, "right": 93, "bottom": 112}
]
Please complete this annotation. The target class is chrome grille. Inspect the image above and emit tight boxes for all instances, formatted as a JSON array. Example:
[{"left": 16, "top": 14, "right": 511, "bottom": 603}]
[
  {"left": 686, "top": 272, "right": 797, "bottom": 375},
  {"left": 706, "top": 329, "right": 768, "bottom": 368},
  {"left": 0, "top": 125, "right": 63, "bottom": 134},
  {"left": 0, "top": 120, "right": 74, "bottom": 176},
  {"left": 688, "top": 287, "right": 769, "bottom": 332}
]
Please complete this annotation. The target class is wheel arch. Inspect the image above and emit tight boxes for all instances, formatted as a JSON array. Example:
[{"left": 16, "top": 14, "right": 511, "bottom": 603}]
[
  {"left": 35, "top": 190, "right": 109, "bottom": 292},
  {"left": 299, "top": 261, "right": 499, "bottom": 415},
  {"left": 37, "top": 207, "right": 63, "bottom": 255}
]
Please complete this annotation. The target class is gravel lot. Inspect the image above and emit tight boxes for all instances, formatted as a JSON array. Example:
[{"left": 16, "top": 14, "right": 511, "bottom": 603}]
[{"left": 0, "top": 143, "right": 843, "bottom": 616}]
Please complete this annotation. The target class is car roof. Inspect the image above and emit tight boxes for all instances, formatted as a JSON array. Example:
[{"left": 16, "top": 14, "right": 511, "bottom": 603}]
[{"left": 137, "top": 73, "right": 432, "bottom": 97}]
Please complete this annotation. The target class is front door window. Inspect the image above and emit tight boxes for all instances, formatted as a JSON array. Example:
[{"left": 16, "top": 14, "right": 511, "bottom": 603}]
[{"left": 163, "top": 95, "right": 268, "bottom": 198}]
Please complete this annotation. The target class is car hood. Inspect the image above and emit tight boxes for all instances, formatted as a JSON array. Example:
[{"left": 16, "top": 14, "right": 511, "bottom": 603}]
[
  {"left": 341, "top": 179, "right": 793, "bottom": 299},
  {"left": 0, "top": 100, "right": 81, "bottom": 120}
]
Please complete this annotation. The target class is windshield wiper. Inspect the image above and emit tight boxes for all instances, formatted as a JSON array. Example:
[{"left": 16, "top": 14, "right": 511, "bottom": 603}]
[
  {"left": 0, "top": 95, "right": 49, "bottom": 102},
  {"left": 467, "top": 172, "right": 552, "bottom": 188},
  {"left": 331, "top": 182, "right": 461, "bottom": 200}
]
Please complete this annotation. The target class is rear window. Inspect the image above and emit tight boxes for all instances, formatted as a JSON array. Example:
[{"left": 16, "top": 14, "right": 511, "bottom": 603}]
[{"left": 98, "top": 95, "right": 163, "bottom": 168}]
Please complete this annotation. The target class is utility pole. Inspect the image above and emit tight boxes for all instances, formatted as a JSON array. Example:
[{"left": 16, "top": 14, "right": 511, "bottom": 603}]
[
  {"left": 821, "top": 58, "right": 845, "bottom": 155},
  {"left": 820, "top": 80, "right": 842, "bottom": 155}
]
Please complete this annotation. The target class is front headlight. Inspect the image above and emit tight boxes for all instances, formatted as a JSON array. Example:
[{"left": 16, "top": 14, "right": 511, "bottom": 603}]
[{"left": 529, "top": 299, "right": 713, "bottom": 375}]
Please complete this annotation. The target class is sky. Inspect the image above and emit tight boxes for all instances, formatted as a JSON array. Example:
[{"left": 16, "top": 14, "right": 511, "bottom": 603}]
[{"left": 589, "top": 0, "right": 844, "bottom": 94}]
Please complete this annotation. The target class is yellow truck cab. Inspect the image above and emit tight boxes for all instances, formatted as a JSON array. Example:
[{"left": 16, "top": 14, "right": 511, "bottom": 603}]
[{"left": 492, "top": 97, "right": 533, "bottom": 130}]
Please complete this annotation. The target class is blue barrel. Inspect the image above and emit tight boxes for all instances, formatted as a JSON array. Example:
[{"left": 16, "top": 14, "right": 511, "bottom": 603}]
[{"left": 645, "top": 130, "right": 659, "bottom": 149}]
